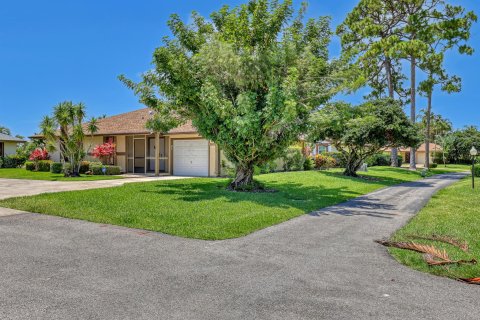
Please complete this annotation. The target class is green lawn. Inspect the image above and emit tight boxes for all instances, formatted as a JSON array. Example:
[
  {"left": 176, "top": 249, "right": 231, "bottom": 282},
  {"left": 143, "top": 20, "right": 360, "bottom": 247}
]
[
  {"left": 0, "top": 168, "right": 123, "bottom": 181},
  {"left": 0, "top": 166, "right": 452, "bottom": 240},
  {"left": 389, "top": 177, "right": 479, "bottom": 280},
  {"left": 429, "top": 164, "right": 471, "bottom": 174}
]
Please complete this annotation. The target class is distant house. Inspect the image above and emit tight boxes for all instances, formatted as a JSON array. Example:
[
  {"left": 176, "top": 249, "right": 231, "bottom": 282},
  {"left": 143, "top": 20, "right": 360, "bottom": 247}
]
[
  {"left": 0, "top": 133, "right": 25, "bottom": 157},
  {"left": 310, "top": 140, "right": 336, "bottom": 156},
  {"left": 385, "top": 143, "right": 442, "bottom": 166}
]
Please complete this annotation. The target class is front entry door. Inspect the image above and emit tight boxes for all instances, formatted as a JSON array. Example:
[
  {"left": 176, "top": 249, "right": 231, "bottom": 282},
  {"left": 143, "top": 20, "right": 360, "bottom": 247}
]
[{"left": 134, "top": 138, "right": 145, "bottom": 174}]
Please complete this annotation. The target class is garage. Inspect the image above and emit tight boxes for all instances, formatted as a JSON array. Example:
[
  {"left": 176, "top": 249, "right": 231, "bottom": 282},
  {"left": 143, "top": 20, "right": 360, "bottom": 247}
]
[{"left": 172, "top": 139, "right": 209, "bottom": 176}]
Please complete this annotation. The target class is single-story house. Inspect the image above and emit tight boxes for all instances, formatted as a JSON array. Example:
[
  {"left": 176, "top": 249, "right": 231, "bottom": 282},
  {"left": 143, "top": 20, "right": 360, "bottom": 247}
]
[
  {"left": 0, "top": 133, "right": 26, "bottom": 157},
  {"left": 309, "top": 140, "right": 336, "bottom": 156},
  {"left": 37, "top": 108, "right": 224, "bottom": 177},
  {"left": 385, "top": 143, "right": 442, "bottom": 166}
]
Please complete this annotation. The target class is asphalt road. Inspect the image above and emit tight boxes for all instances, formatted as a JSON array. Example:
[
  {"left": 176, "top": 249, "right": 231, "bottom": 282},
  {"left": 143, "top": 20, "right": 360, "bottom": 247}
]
[{"left": 0, "top": 172, "right": 477, "bottom": 320}]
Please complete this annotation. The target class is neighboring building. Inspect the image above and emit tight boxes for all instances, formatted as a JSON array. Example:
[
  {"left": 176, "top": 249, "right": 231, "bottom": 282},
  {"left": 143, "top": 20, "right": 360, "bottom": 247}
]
[
  {"left": 34, "top": 108, "right": 223, "bottom": 177},
  {"left": 304, "top": 140, "right": 336, "bottom": 157},
  {"left": 385, "top": 143, "right": 442, "bottom": 166},
  {"left": 0, "top": 133, "right": 25, "bottom": 157}
]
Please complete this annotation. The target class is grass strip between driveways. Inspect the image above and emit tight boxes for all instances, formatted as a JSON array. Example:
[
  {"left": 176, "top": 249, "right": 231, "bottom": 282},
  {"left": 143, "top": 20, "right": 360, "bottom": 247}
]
[
  {"left": 0, "top": 168, "right": 123, "bottom": 181},
  {"left": 389, "top": 177, "right": 480, "bottom": 280},
  {"left": 0, "top": 166, "right": 470, "bottom": 240}
]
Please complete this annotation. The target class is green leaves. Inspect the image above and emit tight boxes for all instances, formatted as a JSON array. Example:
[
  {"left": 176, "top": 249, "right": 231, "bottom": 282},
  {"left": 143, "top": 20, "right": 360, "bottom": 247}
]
[
  {"left": 121, "top": 0, "right": 335, "bottom": 183},
  {"left": 309, "top": 99, "right": 421, "bottom": 175}
]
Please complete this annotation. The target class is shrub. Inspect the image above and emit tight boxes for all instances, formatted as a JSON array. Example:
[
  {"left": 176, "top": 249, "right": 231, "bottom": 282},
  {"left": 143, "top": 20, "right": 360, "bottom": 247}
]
[
  {"left": 314, "top": 154, "right": 336, "bottom": 170},
  {"left": 366, "top": 154, "right": 390, "bottom": 167},
  {"left": 282, "top": 146, "right": 305, "bottom": 171},
  {"left": 25, "top": 161, "right": 35, "bottom": 171},
  {"left": 92, "top": 142, "right": 116, "bottom": 164},
  {"left": 0, "top": 157, "right": 3, "bottom": 168},
  {"left": 221, "top": 160, "right": 236, "bottom": 178},
  {"left": 50, "top": 162, "right": 63, "bottom": 174},
  {"left": 1, "top": 155, "right": 27, "bottom": 168},
  {"left": 254, "top": 160, "right": 277, "bottom": 175},
  {"left": 474, "top": 166, "right": 480, "bottom": 177},
  {"left": 429, "top": 163, "right": 438, "bottom": 169},
  {"left": 397, "top": 155, "right": 403, "bottom": 167},
  {"left": 303, "top": 156, "right": 314, "bottom": 171},
  {"left": 324, "top": 152, "right": 345, "bottom": 168},
  {"left": 79, "top": 161, "right": 91, "bottom": 174},
  {"left": 37, "top": 160, "right": 52, "bottom": 172},
  {"left": 29, "top": 148, "right": 49, "bottom": 161},
  {"left": 90, "top": 165, "right": 121, "bottom": 175}
]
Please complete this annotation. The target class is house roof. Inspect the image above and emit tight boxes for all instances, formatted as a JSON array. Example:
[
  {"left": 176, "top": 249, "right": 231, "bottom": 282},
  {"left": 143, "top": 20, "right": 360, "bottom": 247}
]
[
  {"left": 0, "top": 133, "right": 26, "bottom": 143},
  {"left": 31, "top": 108, "right": 199, "bottom": 138},
  {"left": 85, "top": 108, "right": 198, "bottom": 136}
]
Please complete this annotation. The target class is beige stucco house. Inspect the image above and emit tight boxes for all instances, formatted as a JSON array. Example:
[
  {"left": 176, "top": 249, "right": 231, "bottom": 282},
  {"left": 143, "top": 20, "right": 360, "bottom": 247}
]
[
  {"left": 46, "top": 108, "right": 223, "bottom": 177},
  {"left": 0, "top": 133, "right": 26, "bottom": 157},
  {"left": 386, "top": 143, "right": 442, "bottom": 166}
]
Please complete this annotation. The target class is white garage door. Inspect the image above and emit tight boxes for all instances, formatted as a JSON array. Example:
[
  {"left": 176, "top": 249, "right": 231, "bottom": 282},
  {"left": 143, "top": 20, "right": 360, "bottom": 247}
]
[{"left": 173, "top": 139, "right": 209, "bottom": 176}]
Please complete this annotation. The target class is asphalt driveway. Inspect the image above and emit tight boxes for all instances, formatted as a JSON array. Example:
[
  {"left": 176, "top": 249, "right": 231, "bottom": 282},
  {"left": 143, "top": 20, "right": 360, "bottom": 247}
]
[{"left": 0, "top": 173, "right": 477, "bottom": 320}]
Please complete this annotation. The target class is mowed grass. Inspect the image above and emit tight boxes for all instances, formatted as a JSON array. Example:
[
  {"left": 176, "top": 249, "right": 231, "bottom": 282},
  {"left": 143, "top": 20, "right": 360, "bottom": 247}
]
[
  {"left": 0, "top": 168, "right": 123, "bottom": 181},
  {"left": 0, "top": 167, "right": 439, "bottom": 240},
  {"left": 389, "top": 177, "right": 480, "bottom": 280},
  {"left": 429, "top": 164, "right": 471, "bottom": 174}
]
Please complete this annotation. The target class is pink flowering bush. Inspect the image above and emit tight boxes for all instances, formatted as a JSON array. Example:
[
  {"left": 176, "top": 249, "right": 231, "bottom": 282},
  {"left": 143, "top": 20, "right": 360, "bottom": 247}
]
[
  {"left": 28, "top": 148, "right": 50, "bottom": 171},
  {"left": 29, "top": 148, "right": 49, "bottom": 161},
  {"left": 92, "top": 142, "right": 116, "bottom": 164}
]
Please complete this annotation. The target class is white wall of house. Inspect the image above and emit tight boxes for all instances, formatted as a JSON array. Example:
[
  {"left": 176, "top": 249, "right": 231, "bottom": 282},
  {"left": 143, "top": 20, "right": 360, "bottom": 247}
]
[{"left": 2, "top": 142, "right": 19, "bottom": 156}]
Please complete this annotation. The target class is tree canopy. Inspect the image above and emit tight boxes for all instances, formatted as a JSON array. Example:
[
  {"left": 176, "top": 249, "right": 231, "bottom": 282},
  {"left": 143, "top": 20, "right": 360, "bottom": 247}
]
[
  {"left": 120, "top": 0, "right": 336, "bottom": 189},
  {"left": 309, "top": 99, "right": 421, "bottom": 176}
]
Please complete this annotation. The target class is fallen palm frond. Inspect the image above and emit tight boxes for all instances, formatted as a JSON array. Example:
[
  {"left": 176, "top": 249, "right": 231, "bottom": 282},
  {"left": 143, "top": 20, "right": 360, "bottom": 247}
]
[
  {"left": 423, "top": 254, "right": 476, "bottom": 266},
  {"left": 375, "top": 240, "right": 476, "bottom": 266},
  {"left": 406, "top": 234, "right": 469, "bottom": 252},
  {"left": 459, "top": 277, "right": 480, "bottom": 285}
]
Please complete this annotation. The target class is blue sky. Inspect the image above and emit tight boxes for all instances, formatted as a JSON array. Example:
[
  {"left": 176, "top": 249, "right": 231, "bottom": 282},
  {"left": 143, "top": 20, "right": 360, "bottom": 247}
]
[{"left": 1, "top": 0, "right": 479, "bottom": 137}]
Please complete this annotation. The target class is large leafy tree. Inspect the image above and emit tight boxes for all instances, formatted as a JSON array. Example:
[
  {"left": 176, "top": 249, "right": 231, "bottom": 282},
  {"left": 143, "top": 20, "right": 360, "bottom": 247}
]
[
  {"left": 309, "top": 99, "right": 420, "bottom": 176},
  {"left": 120, "top": 0, "right": 334, "bottom": 189},
  {"left": 447, "top": 126, "right": 480, "bottom": 163},
  {"left": 40, "top": 101, "right": 98, "bottom": 177},
  {"left": 337, "top": 0, "right": 409, "bottom": 168}
]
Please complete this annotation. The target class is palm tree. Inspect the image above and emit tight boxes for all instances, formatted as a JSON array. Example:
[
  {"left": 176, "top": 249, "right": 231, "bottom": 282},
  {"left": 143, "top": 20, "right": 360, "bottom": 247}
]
[{"left": 40, "top": 101, "right": 97, "bottom": 177}]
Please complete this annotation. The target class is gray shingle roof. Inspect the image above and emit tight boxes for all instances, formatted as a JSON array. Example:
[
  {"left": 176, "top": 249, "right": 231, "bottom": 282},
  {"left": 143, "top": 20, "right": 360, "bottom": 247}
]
[{"left": 0, "top": 133, "right": 26, "bottom": 142}]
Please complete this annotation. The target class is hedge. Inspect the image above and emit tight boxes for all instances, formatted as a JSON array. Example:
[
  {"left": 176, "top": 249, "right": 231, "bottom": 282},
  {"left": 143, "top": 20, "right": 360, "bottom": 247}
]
[
  {"left": 50, "top": 162, "right": 63, "bottom": 174},
  {"left": 366, "top": 153, "right": 403, "bottom": 167},
  {"left": 90, "top": 165, "right": 121, "bottom": 175},
  {"left": 37, "top": 160, "right": 52, "bottom": 172},
  {"left": 474, "top": 166, "right": 480, "bottom": 177},
  {"left": 25, "top": 161, "right": 35, "bottom": 171},
  {"left": 24, "top": 160, "right": 52, "bottom": 172},
  {"left": 0, "top": 155, "right": 27, "bottom": 168}
]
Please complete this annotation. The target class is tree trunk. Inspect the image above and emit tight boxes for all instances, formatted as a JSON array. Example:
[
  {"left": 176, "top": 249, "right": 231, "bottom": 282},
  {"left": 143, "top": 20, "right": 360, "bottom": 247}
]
[
  {"left": 229, "top": 163, "right": 254, "bottom": 190},
  {"left": 409, "top": 55, "right": 417, "bottom": 170},
  {"left": 424, "top": 90, "right": 432, "bottom": 169},
  {"left": 343, "top": 156, "right": 362, "bottom": 177},
  {"left": 386, "top": 58, "right": 398, "bottom": 167}
]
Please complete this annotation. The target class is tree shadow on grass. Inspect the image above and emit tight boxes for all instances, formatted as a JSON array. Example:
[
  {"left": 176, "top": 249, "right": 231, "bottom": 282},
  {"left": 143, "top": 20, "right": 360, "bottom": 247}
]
[{"left": 138, "top": 178, "right": 366, "bottom": 213}]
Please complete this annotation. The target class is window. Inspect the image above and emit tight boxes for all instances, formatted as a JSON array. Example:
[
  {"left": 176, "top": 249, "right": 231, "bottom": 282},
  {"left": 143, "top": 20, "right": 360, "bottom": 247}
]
[
  {"left": 103, "top": 136, "right": 115, "bottom": 144},
  {"left": 0, "top": 142, "right": 3, "bottom": 157}
]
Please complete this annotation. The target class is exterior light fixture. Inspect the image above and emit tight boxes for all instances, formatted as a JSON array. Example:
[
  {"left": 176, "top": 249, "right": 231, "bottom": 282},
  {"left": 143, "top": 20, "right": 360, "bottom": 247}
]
[{"left": 470, "top": 147, "right": 477, "bottom": 189}]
